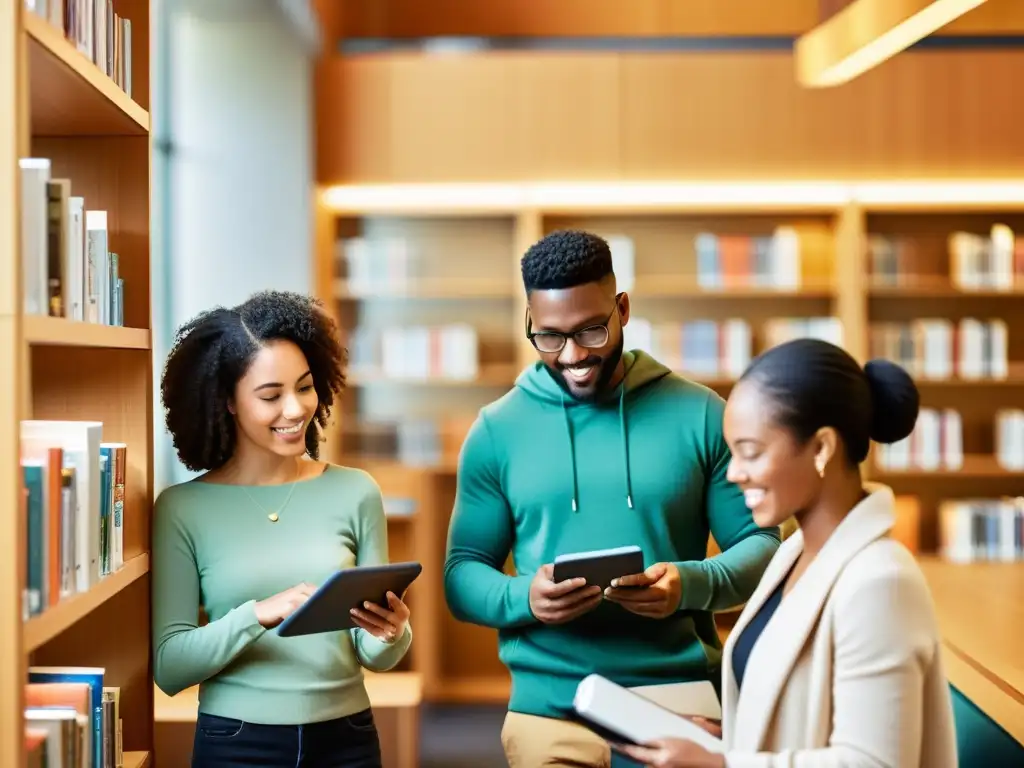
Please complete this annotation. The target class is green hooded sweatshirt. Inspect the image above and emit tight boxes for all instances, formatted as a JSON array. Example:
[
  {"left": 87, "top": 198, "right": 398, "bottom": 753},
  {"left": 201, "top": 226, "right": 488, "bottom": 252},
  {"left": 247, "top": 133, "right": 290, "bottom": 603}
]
[{"left": 443, "top": 350, "right": 781, "bottom": 719}]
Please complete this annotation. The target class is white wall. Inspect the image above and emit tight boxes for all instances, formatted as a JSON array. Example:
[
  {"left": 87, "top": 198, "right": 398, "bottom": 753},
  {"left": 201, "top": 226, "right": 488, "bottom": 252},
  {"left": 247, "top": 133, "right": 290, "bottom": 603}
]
[{"left": 151, "top": 0, "right": 320, "bottom": 491}]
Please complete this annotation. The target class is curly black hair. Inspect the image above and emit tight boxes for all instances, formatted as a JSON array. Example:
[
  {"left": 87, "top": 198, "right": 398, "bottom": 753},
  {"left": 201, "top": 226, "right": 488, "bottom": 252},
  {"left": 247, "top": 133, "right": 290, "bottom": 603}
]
[
  {"left": 159, "top": 290, "right": 347, "bottom": 472},
  {"left": 520, "top": 229, "right": 614, "bottom": 294}
]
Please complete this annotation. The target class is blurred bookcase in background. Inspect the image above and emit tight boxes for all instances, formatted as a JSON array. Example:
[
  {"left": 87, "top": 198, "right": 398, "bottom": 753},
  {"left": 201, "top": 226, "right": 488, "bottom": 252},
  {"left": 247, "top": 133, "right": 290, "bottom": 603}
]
[{"left": 314, "top": 180, "right": 1024, "bottom": 705}]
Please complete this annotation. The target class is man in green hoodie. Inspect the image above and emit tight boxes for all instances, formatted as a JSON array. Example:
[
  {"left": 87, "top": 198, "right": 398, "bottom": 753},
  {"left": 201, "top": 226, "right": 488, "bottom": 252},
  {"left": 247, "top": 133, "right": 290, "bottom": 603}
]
[{"left": 444, "top": 230, "right": 781, "bottom": 767}]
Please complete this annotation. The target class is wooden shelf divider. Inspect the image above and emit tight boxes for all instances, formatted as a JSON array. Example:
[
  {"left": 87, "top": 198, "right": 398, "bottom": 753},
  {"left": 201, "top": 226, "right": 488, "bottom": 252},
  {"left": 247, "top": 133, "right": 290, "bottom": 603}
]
[
  {"left": 23, "top": 554, "right": 150, "bottom": 653},
  {"left": 22, "top": 315, "right": 151, "bottom": 349}
]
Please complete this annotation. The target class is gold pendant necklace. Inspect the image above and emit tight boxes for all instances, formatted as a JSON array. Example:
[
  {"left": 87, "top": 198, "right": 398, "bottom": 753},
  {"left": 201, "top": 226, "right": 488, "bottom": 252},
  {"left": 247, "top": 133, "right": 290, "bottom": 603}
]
[{"left": 242, "top": 468, "right": 301, "bottom": 523}]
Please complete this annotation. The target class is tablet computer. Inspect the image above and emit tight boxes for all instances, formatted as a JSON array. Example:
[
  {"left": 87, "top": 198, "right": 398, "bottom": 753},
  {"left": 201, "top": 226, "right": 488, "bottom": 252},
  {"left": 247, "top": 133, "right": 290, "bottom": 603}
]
[
  {"left": 552, "top": 545, "right": 644, "bottom": 590},
  {"left": 572, "top": 674, "right": 723, "bottom": 753},
  {"left": 277, "top": 561, "right": 422, "bottom": 638}
]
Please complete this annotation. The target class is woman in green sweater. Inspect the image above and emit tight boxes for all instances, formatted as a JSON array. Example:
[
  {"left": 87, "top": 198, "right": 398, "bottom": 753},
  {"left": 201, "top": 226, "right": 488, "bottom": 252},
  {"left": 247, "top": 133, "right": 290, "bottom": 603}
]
[{"left": 152, "top": 290, "right": 412, "bottom": 768}]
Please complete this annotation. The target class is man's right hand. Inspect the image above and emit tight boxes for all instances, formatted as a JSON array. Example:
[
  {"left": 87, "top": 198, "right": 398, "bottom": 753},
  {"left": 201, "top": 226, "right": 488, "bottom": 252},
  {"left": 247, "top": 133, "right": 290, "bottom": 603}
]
[
  {"left": 528, "top": 564, "right": 603, "bottom": 624},
  {"left": 253, "top": 582, "right": 316, "bottom": 629}
]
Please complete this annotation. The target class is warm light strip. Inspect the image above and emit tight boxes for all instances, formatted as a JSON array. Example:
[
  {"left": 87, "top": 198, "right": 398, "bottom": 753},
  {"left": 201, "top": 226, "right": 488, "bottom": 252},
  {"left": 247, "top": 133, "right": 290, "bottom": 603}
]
[
  {"left": 528, "top": 182, "right": 849, "bottom": 210},
  {"left": 321, "top": 180, "right": 1024, "bottom": 213},
  {"left": 853, "top": 181, "right": 1024, "bottom": 207},
  {"left": 796, "top": 0, "right": 990, "bottom": 88},
  {"left": 321, "top": 182, "right": 851, "bottom": 212},
  {"left": 320, "top": 183, "right": 525, "bottom": 213}
]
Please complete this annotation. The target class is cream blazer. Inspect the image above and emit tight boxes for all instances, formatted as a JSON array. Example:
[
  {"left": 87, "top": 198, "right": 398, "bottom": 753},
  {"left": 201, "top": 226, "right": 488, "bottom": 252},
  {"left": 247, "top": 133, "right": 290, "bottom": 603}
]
[{"left": 719, "top": 484, "right": 959, "bottom": 768}]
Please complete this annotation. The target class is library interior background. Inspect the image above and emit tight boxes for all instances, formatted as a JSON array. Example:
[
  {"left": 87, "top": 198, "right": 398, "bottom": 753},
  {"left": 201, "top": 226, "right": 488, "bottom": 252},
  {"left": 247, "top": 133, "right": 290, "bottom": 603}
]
[{"left": 2, "top": 1, "right": 1023, "bottom": 766}]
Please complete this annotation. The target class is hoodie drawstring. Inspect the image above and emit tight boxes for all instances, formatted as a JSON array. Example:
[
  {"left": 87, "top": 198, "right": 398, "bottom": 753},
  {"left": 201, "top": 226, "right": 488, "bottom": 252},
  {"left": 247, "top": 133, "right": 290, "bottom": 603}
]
[
  {"left": 561, "top": 389, "right": 634, "bottom": 512},
  {"left": 620, "top": 388, "right": 633, "bottom": 509},
  {"left": 561, "top": 393, "right": 579, "bottom": 512}
]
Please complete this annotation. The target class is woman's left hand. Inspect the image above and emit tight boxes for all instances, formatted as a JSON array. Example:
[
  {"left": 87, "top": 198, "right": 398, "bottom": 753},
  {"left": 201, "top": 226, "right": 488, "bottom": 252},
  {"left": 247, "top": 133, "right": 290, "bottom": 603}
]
[
  {"left": 612, "top": 738, "right": 725, "bottom": 768},
  {"left": 350, "top": 590, "right": 410, "bottom": 643}
]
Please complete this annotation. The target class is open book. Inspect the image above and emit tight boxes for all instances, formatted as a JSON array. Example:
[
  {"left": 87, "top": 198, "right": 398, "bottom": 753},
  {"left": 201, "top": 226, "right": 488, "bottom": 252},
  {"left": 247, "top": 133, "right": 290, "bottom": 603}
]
[{"left": 572, "top": 674, "right": 724, "bottom": 753}]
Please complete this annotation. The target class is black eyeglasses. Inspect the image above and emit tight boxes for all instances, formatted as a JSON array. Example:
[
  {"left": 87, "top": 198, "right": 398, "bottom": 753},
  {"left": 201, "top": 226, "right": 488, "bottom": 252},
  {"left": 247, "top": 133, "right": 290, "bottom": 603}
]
[{"left": 525, "top": 296, "right": 622, "bottom": 354}]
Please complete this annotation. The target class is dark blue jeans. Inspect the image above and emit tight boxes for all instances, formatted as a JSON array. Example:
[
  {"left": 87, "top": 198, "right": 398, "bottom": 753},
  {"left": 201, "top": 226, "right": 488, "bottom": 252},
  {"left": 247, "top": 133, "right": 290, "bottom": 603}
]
[{"left": 191, "top": 709, "right": 382, "bottom": 767}]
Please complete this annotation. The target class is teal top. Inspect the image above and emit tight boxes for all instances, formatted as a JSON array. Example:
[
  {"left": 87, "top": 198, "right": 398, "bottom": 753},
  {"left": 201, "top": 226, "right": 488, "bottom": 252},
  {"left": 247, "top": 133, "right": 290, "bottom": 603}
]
[
  {"left": 152, "top": 464, "right": 412, "bottom": 725},
  {"left": 444, "top": 350, "right": 781, "bottom": 719}
]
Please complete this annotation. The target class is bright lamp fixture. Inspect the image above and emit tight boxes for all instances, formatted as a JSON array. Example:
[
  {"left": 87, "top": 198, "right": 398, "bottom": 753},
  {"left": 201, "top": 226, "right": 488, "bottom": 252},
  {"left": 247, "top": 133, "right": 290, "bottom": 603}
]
[{"left": 796, "top": 0, "right": 991, "bottom": 88}]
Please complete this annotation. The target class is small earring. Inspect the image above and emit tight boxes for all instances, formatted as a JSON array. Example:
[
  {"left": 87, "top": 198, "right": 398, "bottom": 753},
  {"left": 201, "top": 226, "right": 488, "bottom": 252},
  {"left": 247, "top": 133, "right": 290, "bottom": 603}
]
[{"left": 815, "top": 460, "right": 826, "bottom": 478}]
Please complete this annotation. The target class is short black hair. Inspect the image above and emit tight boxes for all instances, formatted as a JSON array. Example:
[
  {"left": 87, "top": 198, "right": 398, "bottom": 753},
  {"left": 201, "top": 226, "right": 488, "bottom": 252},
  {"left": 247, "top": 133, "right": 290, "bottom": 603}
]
[
  {"left": 521, "top": 229, "right": 614, "bottom": 293},
  {"left": 160, "top": 290, "right": 346, "bottom": 472},
  {"left": 738, "top": 337, "right": 919, "bottom": 465}
]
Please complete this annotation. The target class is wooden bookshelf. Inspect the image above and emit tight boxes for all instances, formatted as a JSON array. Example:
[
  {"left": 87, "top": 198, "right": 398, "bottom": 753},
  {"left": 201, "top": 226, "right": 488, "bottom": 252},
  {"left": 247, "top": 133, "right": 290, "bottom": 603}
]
[
  {"left": 314, "top": 180, "right": 1024, "bottom": 707},
  {"left": 2, "top": 2, "right": 154, "bottom": 766}
]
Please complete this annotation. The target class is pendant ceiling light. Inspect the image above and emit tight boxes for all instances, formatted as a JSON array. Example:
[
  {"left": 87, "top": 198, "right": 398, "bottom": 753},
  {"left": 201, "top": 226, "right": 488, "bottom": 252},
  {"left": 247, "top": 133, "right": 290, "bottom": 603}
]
[{"left": 796, "top": 0, "right": 991, "bottom": 87}]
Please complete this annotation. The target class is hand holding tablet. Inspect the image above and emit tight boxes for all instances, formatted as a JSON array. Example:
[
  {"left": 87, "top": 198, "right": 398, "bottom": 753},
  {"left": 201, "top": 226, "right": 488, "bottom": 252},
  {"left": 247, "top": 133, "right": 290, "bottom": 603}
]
[
  {"left": 603, "top": 560, "right": 683, "bottom": 620},
  {"left": 528, "top": 545, "right": 645, "bottom": 625},
  {"left": 552, "top": 545, "right": 645, "bottom": 590},
  {"left": 276, "top": 562, "right": 422, "bottom": 638},
  {"left": 350, "top": 590, "right": 410, "bottom": 644},
  {"left": 529, "top": 563, "right": 604, "bottom": 625}
]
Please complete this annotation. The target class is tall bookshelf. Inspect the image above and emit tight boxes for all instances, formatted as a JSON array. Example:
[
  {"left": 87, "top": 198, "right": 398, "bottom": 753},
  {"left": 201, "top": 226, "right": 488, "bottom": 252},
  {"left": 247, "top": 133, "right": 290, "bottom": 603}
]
[
  {"left": 314, "top": 181, "right": 1024, "bottom": 707},
  {"left": 2, "top": 1, "right": 154, "bottom": 766}
]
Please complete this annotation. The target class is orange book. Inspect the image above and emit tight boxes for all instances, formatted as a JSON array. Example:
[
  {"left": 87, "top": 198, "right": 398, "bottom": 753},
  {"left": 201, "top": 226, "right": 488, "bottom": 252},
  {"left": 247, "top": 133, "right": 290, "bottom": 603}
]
[
  {"left": 46, "top": 447, "right": 63, "bottom": 607},
  {"left": 25, "top": 681, "right": 91, "bottom": 765}
]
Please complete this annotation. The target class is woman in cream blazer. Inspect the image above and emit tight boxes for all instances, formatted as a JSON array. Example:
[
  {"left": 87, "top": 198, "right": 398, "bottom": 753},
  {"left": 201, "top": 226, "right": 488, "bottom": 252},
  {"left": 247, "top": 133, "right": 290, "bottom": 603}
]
[{"left": 617, "top": 339, "right": 958, "bottom": 768}]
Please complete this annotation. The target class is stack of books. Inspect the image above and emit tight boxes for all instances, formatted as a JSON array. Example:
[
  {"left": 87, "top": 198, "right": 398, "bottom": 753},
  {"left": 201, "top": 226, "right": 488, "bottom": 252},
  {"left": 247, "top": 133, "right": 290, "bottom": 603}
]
[
  {"left": 19, "top": 420, "right": 127, "bottom": 621},
  {"left": 939, "top": 499, "right": 1024, "bottom": 563},
  {"left": 874, "top": 408, "right": 963, "bottom": 472},
  {"left": 347, "top": 324, "right": 480, "bottom": 381},
  {"left": 624, "top": 318, "right": 751, "bottom": 379},
  {"left": 19, "top": 159, "right": 125, "bottom": 325},
  {"left": 27, "top": 0, "right": 134, "bottom": 97},
  {"left": 870, "top": 319, "right": 1008, "bottom": 380},
  {"left": 694, "top": 227, "right": 805, "bottom": 289},
  {"left": 25, "top": 666, "right": 123, "bottom": 768}
]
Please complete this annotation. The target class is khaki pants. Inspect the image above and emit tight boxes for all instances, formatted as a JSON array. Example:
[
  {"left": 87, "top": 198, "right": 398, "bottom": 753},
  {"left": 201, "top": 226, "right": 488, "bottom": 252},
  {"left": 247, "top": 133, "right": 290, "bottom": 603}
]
[
  {"left": 499, "top": 680, "right": 721, "bottom": 767},
  {"left": 501, "top": 711, "right": 611, "bottom": 768}
]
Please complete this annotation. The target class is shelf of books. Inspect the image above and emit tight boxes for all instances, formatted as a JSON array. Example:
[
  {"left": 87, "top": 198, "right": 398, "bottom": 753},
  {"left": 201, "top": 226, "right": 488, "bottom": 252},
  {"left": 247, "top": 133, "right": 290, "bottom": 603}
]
[
  {"left": 2, "top": 1, "right": 154, "bottom": 766},
  {"left": 315, "top": 181, "right": 1024, "bottom": 707}
]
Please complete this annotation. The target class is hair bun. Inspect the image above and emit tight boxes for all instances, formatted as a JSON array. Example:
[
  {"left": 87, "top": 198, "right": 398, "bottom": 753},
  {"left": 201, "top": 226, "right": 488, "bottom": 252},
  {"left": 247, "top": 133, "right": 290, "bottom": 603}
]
[{"left": 864, "top": 359, "right": 920, "bottom": 444}]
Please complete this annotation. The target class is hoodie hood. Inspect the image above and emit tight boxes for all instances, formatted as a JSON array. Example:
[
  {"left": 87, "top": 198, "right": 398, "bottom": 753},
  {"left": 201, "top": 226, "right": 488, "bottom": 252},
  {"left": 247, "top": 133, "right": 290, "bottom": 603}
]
[{"left": 514, "top": 350, "right": 673, "bottom": 512}]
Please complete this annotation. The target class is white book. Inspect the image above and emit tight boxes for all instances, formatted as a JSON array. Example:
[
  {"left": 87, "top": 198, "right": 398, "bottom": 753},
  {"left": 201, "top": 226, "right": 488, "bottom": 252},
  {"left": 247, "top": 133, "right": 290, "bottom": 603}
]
[
  {"left": 957, "top": 318, "right": 985, "bottom": 380},
  {"left": 21, "top": 420, "right": 104, "bottom": 591},
  {"left": 622, "top": 317, "right": 653, "bottom": 357},
  {"left": 998, "top": 505, "right": 1018, "bottom": 563},
  {"left": 990, "top": 224, "right": 1015, "bottom": 290},
  {"left": 573, "top": 674, "right": 723, "bottom": 753},
  {"left": 67, "top": 196, "right": 86, "bottom": 321},
  {"left": 19, "top": 158, "right": 51, "bottom": 316},
  {"left": 941, "top": 410, "right": 963, "bottom": 471},
  {"left": 721, "top": 319, "right": 752, "bottom": 379},
  {"left": 771, "top": 226, "right": 801, "bottom": 289},
  {"left": 986, "top": 319, "right": 1008, "bottom": 379},
  {"left": 914, "top": 409, "right": 941, "bottom": 471},
  {"left": 606, "top": 235, "right": 635, "bottom": 292},
  {"left": 85, "top": 211, "right": 108, "bottom": 324}
]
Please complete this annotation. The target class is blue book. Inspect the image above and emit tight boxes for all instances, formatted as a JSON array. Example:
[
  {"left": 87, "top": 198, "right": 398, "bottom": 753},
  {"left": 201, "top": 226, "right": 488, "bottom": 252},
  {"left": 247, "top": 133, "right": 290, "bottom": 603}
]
[
  {"left": 21, "top": 461, "right": 45, "bottom": 617},
  {"left": 99, "top": 449, "right": 111, "bottom": 576},
  {"left": 28, "top": 666, "right": 105, "bottom": 768}
]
